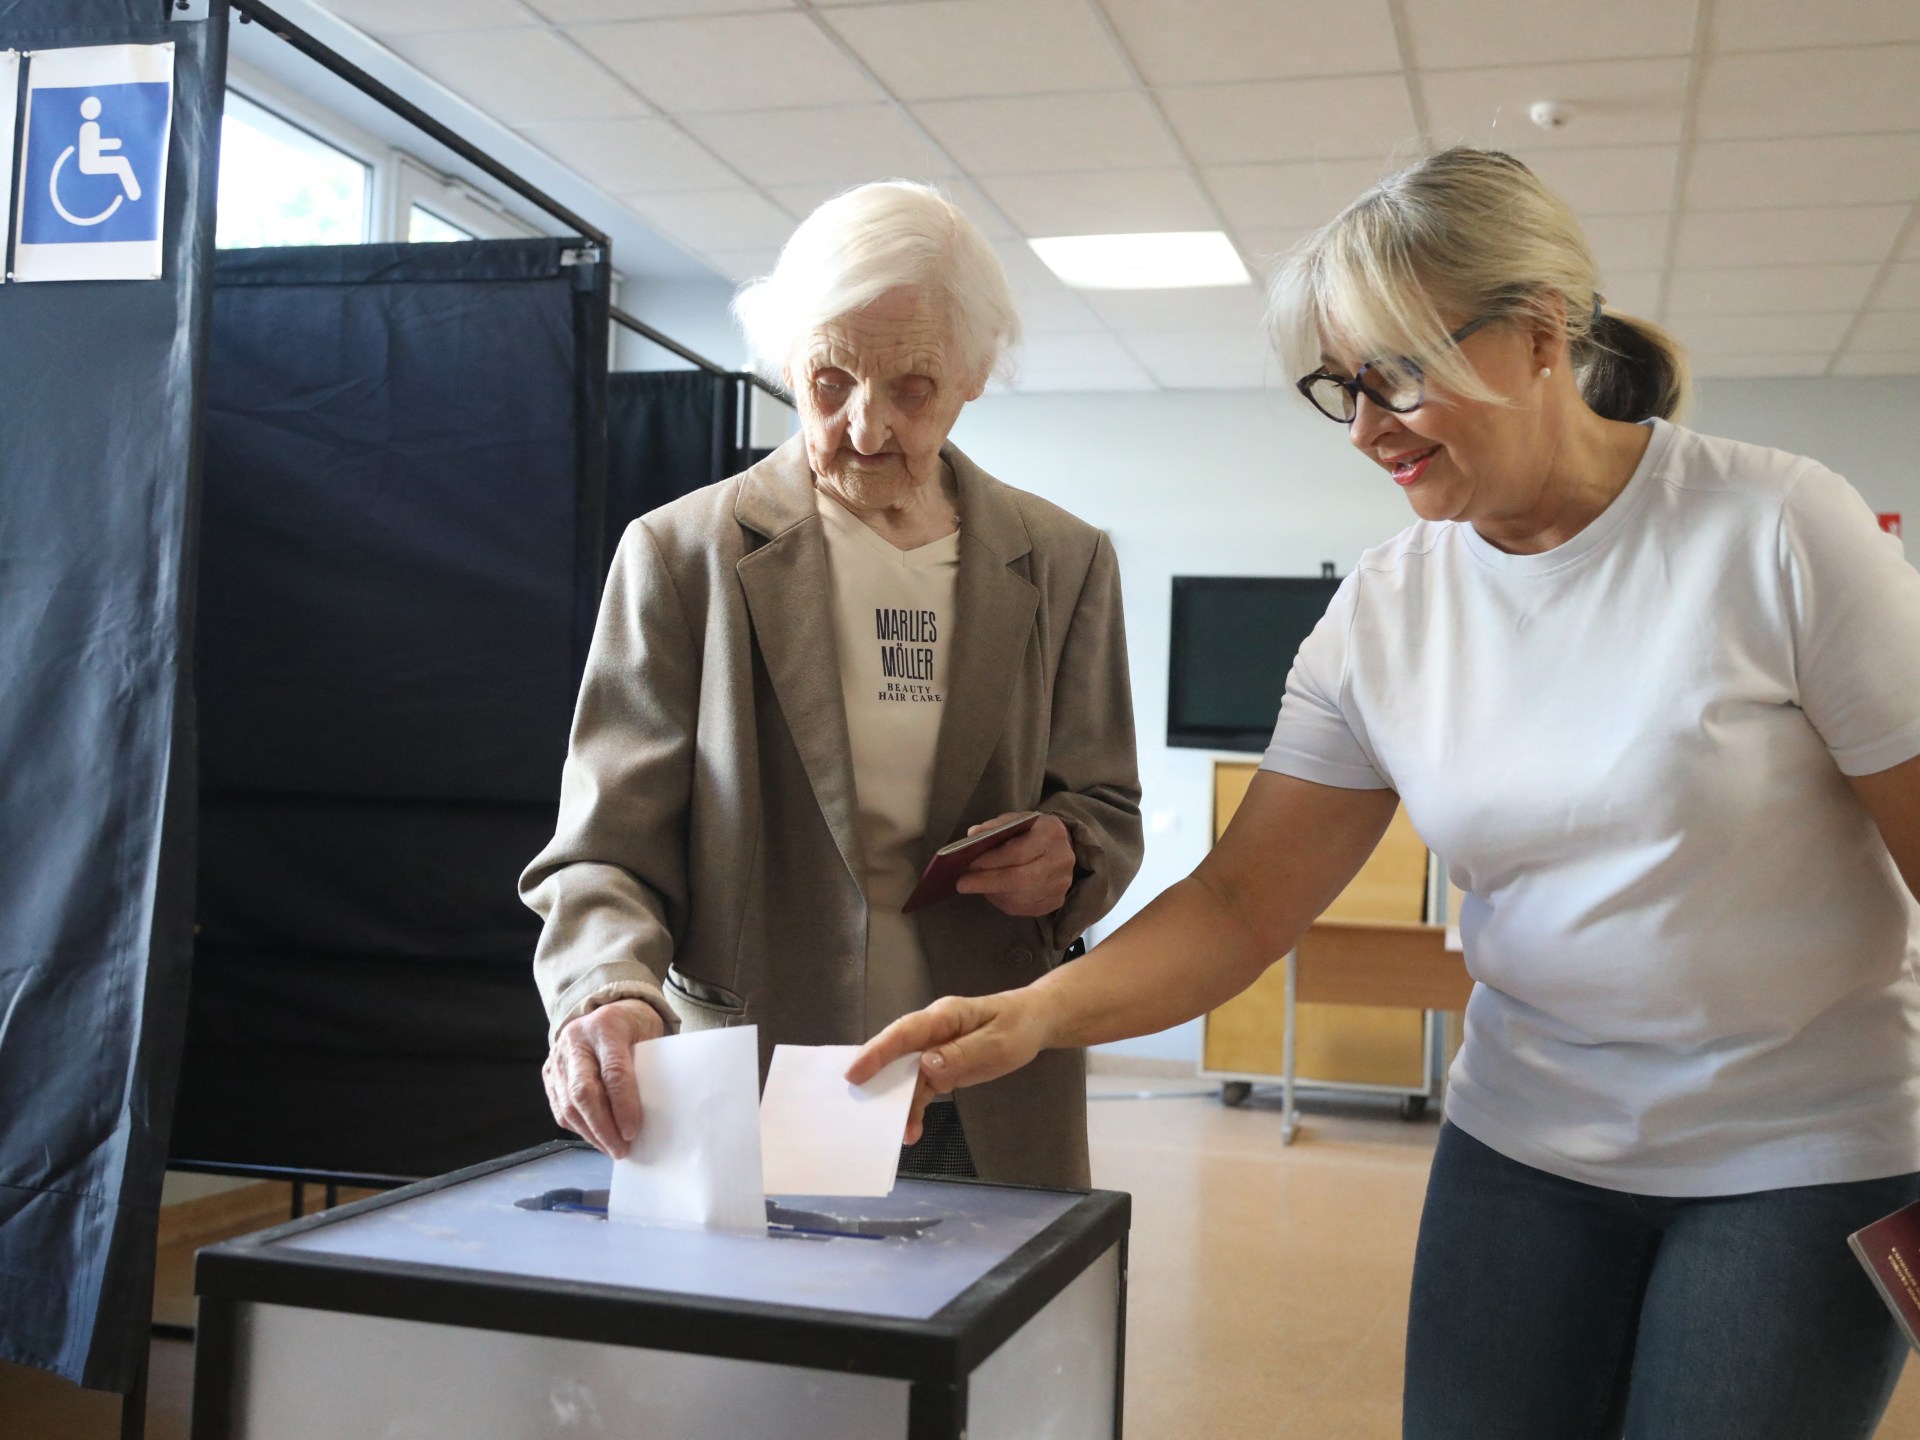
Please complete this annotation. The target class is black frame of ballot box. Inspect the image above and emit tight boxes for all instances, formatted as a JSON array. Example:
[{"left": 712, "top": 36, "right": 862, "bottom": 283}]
[{"left": 190, "top": 1140, "right": 1130, "bottom": 1440}]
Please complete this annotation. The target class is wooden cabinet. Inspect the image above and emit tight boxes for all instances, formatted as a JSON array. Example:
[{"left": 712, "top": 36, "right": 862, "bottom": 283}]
[{"left": 1200, "top": 762, "right": 1468, "bottom": 1108}]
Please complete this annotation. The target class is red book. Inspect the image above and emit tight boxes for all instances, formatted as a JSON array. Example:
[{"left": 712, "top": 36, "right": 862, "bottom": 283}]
[{"left": 1850, "top": 1201, "right": 1920, "bottom": 1352}]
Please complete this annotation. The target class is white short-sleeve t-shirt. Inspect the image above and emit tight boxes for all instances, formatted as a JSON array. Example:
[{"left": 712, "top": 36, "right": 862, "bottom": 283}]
[
  {"left": 816, "top": 489, "right": 958, "bottom": 1038},
  {"left": 1263, "top": 419, "right": 1920, "bottom": 1195}
]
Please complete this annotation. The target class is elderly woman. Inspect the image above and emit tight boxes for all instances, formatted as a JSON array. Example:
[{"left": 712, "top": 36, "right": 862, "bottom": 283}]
[
  {"left": 854, "top": 149, "right": 1920, "bottom": 1436},
  {"left": 522, "top": 181, "right": 1141, "bottom": 1188}
]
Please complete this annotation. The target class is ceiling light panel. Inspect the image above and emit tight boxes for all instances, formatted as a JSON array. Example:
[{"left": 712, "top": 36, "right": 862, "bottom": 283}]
[
  {"left": 822, "top": 0, "right": 1131, "bottom": 101},
  {"left": 1159, "top": 76, "right": 1418, "bottom": 166},
  {"left": 584, "top": 12, "right": 881, "bottom": 112},
  {"left": 1420, "top": 58, "right": 1690, "bottom": 151},
  {"left": 1099, "top": 0, "right": 1400, "bottom": 86},
  {"left": 388, "top": 27, "right": 650, "bottom": 126},
  {"left": 1028, "top": 232, "right": 1253, "bottom": 290},
  {"left": 912, "top": 92, "right": 1184, "bottom": 176},
  {"left": 1402, "top": 0, "right": 1698, "bottom": 71}
]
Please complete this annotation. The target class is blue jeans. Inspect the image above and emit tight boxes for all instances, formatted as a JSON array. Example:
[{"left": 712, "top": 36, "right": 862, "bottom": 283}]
[{"left": 1405, "top": 1123, "right": 1920, "bottom": 1439}]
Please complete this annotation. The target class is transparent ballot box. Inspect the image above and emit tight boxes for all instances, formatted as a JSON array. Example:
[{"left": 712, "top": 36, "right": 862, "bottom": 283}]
[{"left": 190, "top": 1141, "right": 1129, "bottom": 1440}]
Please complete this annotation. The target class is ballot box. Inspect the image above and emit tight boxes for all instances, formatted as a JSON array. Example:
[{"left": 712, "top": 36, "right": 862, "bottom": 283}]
[{"left": 190, "top": 1140, "right": 1128, "bottom": 1440}]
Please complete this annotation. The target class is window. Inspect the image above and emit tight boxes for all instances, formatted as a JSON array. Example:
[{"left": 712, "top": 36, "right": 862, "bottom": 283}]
[
  {"left": 407, "top": 206, "right": 473, "bottom": 244},
  {"left": 216, "top": 92, "right": 369, "bottom": 249}
]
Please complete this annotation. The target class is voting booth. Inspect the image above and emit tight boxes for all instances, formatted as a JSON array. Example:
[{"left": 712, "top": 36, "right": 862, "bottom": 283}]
[{"left": 191, "top": 1141, "right": 1128, "bottom": 1440}]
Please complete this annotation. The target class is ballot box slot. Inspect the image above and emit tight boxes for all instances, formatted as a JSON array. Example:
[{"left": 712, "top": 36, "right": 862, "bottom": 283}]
[{"left": 513, "top": 1186, "right": 948, "bottom": 1241}]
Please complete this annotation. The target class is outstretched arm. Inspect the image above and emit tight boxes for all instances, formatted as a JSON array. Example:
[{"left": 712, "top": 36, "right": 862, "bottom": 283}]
[{"left": 850, "top": 771, "right": 1398, "bottom": 1138}]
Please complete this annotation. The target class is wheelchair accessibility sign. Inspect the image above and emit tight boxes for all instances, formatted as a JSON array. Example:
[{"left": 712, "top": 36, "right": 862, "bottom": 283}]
[{"left": 12, "top": 43, "right": 175, "bottom": 283}]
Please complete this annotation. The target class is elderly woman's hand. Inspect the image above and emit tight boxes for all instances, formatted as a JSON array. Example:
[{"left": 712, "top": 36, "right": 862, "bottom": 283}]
[
  {"left": 543, "top": 998, "right": 666, "bottom": 1159},
  {"left": 954, "top": 811, "right": 1076, "bottom": 917}
]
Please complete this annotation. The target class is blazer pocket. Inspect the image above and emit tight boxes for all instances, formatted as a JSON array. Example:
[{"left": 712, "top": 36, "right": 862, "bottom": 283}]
[{"left": 663, "top": 965, "right": 747, "bottom": 1033}]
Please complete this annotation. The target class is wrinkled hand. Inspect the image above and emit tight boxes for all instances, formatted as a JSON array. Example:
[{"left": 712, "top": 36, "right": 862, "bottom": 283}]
[
  {"left": 543, "top": 998, "right": 666, "bottom": 1159},
  {"left": 954, "top": 812, "right": 1076, "bottom": 918},
  {"left": 846, "top": 989, "right": 1052, "bottom": 1144}
]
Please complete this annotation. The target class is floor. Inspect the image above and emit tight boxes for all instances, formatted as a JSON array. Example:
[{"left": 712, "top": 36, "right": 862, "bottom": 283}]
[{"left": 6, "top": 1078, "right": 1920, "bottom": 1438}]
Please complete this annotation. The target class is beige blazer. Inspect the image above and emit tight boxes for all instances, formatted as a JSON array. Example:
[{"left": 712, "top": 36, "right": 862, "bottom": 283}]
[{"left": 521, "top": 436, "right": 1143, "bottom": 1188}]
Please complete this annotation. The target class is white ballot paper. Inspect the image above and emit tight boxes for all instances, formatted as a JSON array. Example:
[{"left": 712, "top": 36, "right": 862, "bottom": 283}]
[
  {"left": 760, "top": 1045, "right": 922, "bottom": 1197},
  {"left": 609, "top": 1026, "right": 765, "bottom": 1233}
]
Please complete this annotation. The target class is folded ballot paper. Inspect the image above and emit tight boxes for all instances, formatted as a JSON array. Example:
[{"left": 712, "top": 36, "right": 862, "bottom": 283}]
[{"left": 608, "top": 1028, "right": 922, "bottom": 1230}]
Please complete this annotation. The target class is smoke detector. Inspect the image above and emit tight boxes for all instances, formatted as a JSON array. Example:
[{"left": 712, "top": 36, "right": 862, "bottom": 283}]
[{"left": 1529, "top": 100, "right": 1573, "bottom": 130}]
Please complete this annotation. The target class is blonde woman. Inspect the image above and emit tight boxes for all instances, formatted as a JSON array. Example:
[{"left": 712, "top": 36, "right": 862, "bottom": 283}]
[{"left": 853, "top": 149, "right": 1920, "bottom": 1436}]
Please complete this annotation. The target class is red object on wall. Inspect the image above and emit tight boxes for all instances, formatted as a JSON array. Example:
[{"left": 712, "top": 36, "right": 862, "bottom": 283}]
[{"left": 1879, "top": 513, "right": 1903, "bottom": 537}]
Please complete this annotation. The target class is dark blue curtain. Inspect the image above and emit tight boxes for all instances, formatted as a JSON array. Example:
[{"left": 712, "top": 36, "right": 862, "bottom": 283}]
[
  {"left": 604, "top": 368, "right": 759, "bottom": 563},
  {"left": 0, "top": 0, "right": 227, "bottom": 1393},
  {"left": 167, "top": 239, "right": 610, "bottom": 1180}
]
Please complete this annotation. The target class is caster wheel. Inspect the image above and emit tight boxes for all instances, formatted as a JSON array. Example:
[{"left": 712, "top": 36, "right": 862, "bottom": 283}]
[
  {"left": 1221, "top": 1081, "right": 1253, "bottom": 1108},
  {"left": 1399, "top": 1095, "right": 1429, "bottom": 1121}
]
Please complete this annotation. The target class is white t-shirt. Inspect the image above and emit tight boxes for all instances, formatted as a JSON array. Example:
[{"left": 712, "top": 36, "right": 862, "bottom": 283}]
[
  {"left": 816, "top": 489, "right": 959, "bottom": 1037},
  {"left": 1263, "top": 418, "right": 1920, "bottom": 1195}
]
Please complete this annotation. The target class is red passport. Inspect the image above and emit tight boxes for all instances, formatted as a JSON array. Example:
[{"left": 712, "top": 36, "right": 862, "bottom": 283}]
[
  {"left": 902, "top": 812, "right": 1041, "bottom": 913},
  {"left": 1850, "top": 1201, "right": 1920, "bottom": 1352}
]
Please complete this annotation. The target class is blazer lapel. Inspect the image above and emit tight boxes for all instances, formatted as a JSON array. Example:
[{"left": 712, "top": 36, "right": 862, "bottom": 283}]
[
  {"left": 922, "top": 445, "right": 1037, "bottom": 853},
  {"left": 735, "top": 440, "right": 864, "bottom": 887}
]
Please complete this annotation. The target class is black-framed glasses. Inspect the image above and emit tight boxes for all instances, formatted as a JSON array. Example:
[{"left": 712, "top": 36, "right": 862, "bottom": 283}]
[{"left": 1296, "top": 315, "right": 1494, "bottom": 424}]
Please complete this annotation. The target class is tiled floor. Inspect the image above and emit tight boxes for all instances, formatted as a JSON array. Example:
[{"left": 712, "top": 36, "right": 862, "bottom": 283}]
[{"left": 6, "top": 1079, "right": 1920, "bottom": 1437}]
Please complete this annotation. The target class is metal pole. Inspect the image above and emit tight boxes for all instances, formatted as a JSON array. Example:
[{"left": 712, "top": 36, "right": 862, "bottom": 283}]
[
  {"left": 228, "top": 0, "right": 608, "bottom": 249},
  {"left": 608, "top": 303, "right": 790, "bottom": 404},
  {"left": 1281, "top": 950, "right": 1299, "bottom": 1145}
]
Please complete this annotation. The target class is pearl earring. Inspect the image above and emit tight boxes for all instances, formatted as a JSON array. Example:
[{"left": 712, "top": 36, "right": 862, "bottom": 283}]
[{"left": 1539, "top": 366, "right": 1552, "bottom": 379}]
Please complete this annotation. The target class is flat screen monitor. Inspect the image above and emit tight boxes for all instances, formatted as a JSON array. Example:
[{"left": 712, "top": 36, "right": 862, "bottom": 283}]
[{"left": 1167, "top": 575, "right": 1341, "bottom": 753}]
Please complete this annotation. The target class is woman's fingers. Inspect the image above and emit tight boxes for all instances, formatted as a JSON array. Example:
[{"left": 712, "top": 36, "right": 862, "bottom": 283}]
[
  {"left": 560, "top": 1033, "right": 626, "bottom": 1158},
  {"left": 902, "top": 1075, "right": 940, "bottom": 1145},
  {"left": 847, "top": 995, "right": 984, "bottom": 1084}
]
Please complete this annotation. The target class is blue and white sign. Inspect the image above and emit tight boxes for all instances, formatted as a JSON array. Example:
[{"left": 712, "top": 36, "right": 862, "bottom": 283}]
[{"left": 13, "top": 43, "right": 174, "bottom": 283}]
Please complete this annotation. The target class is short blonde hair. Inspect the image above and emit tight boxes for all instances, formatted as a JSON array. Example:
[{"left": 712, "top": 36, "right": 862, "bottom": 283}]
[
  {"left": 733, "top": 181, "right": 1021, "bottom": 390},
  {"left": 1271, "top": 147, "right": 1689, "bottom": 423}
]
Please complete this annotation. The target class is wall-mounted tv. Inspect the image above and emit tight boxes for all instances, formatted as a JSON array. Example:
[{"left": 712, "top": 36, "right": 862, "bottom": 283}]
[{"left": 1167, "top": 575, "right": 1341, "bottom": 753}]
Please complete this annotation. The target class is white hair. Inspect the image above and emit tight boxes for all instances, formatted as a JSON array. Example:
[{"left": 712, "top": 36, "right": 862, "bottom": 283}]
[{"left": 733, "top": 181, "right": 1021, "bottom": 389}]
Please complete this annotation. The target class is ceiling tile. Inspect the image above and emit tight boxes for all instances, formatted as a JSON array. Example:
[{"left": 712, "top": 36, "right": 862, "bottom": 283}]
[
  {"left": 913, "top": 92, "right": 1182, "bottom": 175},
  {"left": 387, "top": 27, "right": 651, "bottom": 125},
  {"left": 1675, "top": 206, "right": 1909, "bottom": 266},
  {"left": 1010, "top": 331, "right": 1159, "bottom": 389},
  {"left": 1904, "top": 226, "right": 1920, "bottom": 262},
  {"left": 1580, "top": 213, "right": 1671, "bottom": 272},
  {"left": 1081, "top": 285, "right": 1270, "bottom": 333},
  {"left": 1849, "top": 310, "right": 1920, "bottom": 352},
  {"left": 1160, "top": 76, "right": 1418, "bottom": 165},
  {"left": 322, "top": 0, "right": 530, "bottom": 36},
  {"left": 1692, "top": 353, "right": 1834, "bottom": 377},
  {"left": 626, "top": 187, "right": 799, "bottom": 250},
  {"left": 1507, "top": 145, "right": 1679, "bottom": 217},
  {"left": 583, "top": 13, "right": 881, "bottom": 111},
  {"left": 1130, "top": 332, "right": 1284, "bottom": 389},
  {"left": 1233, "top": 227, "right": 1316, "bottom": 273},
  {"left": 975, "top": 168, "right": 1216, "bottom": 237},
  {"left": 1677, "top": 311, "right": 1854, "bottom": 355},
  {"left": 680, "top": 105, "right": 950, "bottom": 186},
  {"left": 1697, "top": 45, "right": 1920, "bottom": 140},
  {"left": 1010, "top": 288, "right": 1108, "bottom": 335},
  {"left": 1100, "top": 0, "right": 1401, "bottom": 86},
  {"left": 1879, "top": 264, "right": 1920, "bottom": 309},
  {"left": 1711, "top": 0, "right": 1920, "bottom": 52},
  {"left": 533, "top": 0, "right": 794, "bottom": 18},
  {"left": 520, "top": 116, "right": 739, "bottom": 192},
  {"left": 1832, "top": 351, "right": 1920, "bottom": 376},
  {"left": 1204, "top": 158, "right": 1394, "bottom": 231},
  {"left": 1422, "top": 58, "right": 1689, "bottom": 151},
  {"left": 1597, "top": 270, "right": 1662, "bottom": 315},
  {"left": 1011, "top": 363, "right": 1158, "bottom": 392},
  {"left": 1685, "top": 136, "right": 1920, "bottom": 211},
  {"left": 823, "top": 0, "right": 1132, "bottom": 100},
  {"left": 992, "top": 237, "right": 1079, "bottom": 296},
  {"left": 1402, "top": 0, "right": 1698, "bottom": 70},
  {"left": 1666, "top": 264, "right": 1882, "bottom": 316}
]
